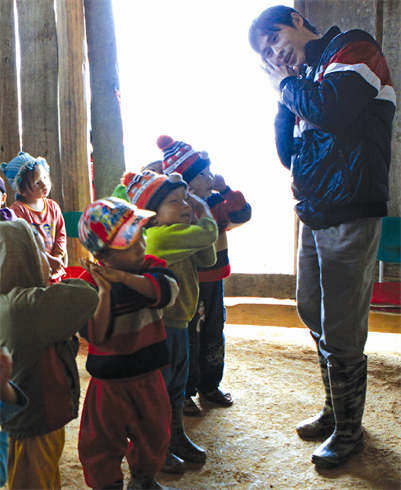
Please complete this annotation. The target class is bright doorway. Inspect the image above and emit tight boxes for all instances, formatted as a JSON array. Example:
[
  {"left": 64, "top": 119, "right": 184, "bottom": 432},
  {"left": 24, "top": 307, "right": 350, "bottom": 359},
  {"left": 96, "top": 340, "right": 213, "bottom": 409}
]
[{"left": 112, "top": 0, "right": 295, "bottom": 274}]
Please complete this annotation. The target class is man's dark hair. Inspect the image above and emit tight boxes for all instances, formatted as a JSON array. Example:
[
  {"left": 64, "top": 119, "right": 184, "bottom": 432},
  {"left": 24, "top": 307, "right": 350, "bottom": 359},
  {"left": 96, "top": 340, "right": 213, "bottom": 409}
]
[{"left": 249, "top": 5, "right": 319, "bottom": 54}]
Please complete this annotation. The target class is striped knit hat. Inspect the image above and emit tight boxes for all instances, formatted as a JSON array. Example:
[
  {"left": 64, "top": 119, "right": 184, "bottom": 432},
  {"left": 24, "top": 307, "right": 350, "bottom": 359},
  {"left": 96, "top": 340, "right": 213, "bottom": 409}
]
[
  {"left": 122, "top": 170, "right": 187, "bottom": 212},
  {"left": 156, "top": 135, "right": 211, "bottom": 183}
]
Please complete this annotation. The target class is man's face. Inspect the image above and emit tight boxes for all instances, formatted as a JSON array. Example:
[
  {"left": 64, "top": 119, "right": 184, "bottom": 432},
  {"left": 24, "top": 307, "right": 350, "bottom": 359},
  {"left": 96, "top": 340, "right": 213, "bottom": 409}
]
[{"left": 257, "top": 14, "right": 316, "bottom": 67}]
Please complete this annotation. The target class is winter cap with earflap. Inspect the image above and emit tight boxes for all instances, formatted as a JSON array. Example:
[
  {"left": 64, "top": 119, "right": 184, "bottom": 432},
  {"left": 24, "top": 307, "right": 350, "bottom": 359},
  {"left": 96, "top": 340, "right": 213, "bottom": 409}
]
[
  {"left": 1, "top": 151, "right": 50, "bottom": 193},
  {"left": 78, "top": 197, "right": 155, "bottom": 254},
  {"left": 156, "top": 135, "right": 211, "bottom": 183},
  {"left": 123, "top": 170, "right": 187, "bottom": 212}
]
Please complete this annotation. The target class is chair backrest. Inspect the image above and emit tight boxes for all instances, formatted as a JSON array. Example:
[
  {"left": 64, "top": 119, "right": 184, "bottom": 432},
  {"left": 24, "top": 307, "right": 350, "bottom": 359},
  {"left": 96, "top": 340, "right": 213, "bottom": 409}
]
[
  {"left": 377, "top": 217, "right": 401, "bottom": 263},
  {"left": 63, "top": 211, "right": 82, "bottom": 239}
]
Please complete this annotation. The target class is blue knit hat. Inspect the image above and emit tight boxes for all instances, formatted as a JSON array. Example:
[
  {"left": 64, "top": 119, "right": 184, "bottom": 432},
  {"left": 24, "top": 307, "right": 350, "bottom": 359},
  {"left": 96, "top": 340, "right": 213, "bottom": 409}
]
[{"left": 1, "top": 151, "right": 50, "bottom": 193}]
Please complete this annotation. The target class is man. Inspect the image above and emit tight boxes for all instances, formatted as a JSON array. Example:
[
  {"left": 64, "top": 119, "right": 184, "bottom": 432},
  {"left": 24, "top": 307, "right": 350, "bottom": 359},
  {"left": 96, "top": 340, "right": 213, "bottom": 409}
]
[{"left": 249, "top": 5, "right": 396, "bottom": 469}]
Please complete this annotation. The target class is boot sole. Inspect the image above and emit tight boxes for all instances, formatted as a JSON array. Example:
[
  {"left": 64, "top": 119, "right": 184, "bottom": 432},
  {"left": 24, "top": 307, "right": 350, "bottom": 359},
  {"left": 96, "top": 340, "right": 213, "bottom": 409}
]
[{"left": 311, "top": 439, "right": 365, "bottom": 469}]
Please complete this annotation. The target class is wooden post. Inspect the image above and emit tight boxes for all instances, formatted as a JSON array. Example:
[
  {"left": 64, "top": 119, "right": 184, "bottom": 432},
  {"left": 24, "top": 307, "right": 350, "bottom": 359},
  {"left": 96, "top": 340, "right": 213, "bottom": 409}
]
[
  {"left": 84, "top": 0, "right": 125, "bottom": 199},
  {"left": 56, "top": 0, "right": 92, "bottom": 264},
  {"left": 0, "top": 0, "right": 20, "bottom": 204},
  {"left": 15, "top": 0, "right": 63, "bottom": 206}
]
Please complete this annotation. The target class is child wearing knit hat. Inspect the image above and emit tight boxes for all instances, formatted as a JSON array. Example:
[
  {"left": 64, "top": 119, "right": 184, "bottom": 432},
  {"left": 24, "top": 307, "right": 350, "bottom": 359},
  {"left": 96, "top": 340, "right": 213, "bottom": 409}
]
[
  {"left": 1, "top": 152, "right": 67, "bottom": 281},
  {"left": 157, "top": 135, "right": 252, "bottom": 416},
  {"left": 77, "top": 197, "right": 181, "bottom": 490},
  {"left": 121, "top": 169, "right": 218, "bottom": 474}
]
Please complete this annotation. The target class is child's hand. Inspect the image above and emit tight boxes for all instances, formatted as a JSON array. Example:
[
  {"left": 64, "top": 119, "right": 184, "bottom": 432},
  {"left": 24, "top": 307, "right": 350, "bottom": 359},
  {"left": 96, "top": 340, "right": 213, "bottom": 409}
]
[
  {"left": 79, "top": 259, "right": 122, "bottom": 285},
  {"left": 91, "top": 264, "right": 124, "bottom": 284},
  {"left": 187, "top": 193, "right": 213, "bottom": 220},
  {"left": 47, "top": 254, "right": 64, "bottom": 274},
  {"left": 0, "top": 347, "right": 17, "bottom": 404},
  {"left": 213, "top": 174, "right": 227, "bottom": 193}
]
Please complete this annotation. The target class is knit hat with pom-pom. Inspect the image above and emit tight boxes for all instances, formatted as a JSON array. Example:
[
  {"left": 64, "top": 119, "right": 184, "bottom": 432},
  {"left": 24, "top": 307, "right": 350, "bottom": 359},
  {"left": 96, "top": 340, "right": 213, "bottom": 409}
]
[
  {"left": 156, "top": 135, "right": 211, "bottom": 183},
  {"left": 122, "top": 170, "right": 187, "bottom": 212}
]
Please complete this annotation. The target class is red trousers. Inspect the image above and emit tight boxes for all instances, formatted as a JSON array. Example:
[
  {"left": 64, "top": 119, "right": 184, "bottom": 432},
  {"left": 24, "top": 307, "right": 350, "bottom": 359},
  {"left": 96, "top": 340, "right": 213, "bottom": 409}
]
[{"left": 78, "top": 370, "right": 171, "bottom": 489}]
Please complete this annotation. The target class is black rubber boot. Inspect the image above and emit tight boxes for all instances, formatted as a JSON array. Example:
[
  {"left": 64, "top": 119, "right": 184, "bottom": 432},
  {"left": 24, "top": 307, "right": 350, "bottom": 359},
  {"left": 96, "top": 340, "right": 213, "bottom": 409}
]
[
  {"left": 169, "top": 406, "right": 207, "bottom": 464},
  {"left": 160, "top": 449, "right": 185, "bottom": 474},
  {"left": 128, "top": 473, "right": 180, "bottom": 489},
  {"left": 296, "top": 348, "right": 335, "bottom": 438},
  {"left": 311, "top": 356, "right": 367, "bottom": 468}
]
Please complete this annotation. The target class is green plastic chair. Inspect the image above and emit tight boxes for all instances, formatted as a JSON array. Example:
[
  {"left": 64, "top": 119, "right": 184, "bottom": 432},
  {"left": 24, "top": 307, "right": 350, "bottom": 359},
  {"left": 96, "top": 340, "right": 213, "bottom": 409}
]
[
  {"left": 63, "top": 211, "right": 82, "bottom": 239},
  {"left": 377, "top": 217, "right": 401, "bottom": 282}
]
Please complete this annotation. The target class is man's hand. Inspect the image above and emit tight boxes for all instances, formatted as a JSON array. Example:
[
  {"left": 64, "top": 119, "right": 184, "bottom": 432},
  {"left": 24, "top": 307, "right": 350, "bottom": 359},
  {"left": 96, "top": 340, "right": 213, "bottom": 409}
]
[{"left": 260, "top": 58, "right": 298, "bottom": 94}]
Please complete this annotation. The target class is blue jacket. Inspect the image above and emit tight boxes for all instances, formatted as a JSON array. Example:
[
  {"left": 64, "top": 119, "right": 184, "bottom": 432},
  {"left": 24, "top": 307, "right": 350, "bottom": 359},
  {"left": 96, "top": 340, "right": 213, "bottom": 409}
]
[{"left": 275, "top": 26, "right": 396, "bottom": 230}]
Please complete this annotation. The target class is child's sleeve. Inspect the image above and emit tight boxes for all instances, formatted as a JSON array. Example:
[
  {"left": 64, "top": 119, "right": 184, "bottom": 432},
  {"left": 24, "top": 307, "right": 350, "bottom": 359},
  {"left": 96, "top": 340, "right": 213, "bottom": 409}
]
[
  {"left": 9, "top": 201, "right": 29, "bottom": 220},
  {"left": 222, "top": 187, "right": 252, "bottom": 225},
  {"left": 146, "top": 217, "right": 218, "bottom": 266},
  {"left": 211, "top": 188, "right": 252, "bottom": 230},
  {"left": 0, "top": 383, "right": 29, "bottom": 425},
  {"left": 142, "top": 256, "right": 180, "bottom": 310},
  {"left": 14, "top": 279, "right": 99, "bottom": 346},
  {"left": 192, "top": 244, "right": 217, "bottom": 268},
  {"left": 52, "top": 202, "right": 67, "bottom": 258}
]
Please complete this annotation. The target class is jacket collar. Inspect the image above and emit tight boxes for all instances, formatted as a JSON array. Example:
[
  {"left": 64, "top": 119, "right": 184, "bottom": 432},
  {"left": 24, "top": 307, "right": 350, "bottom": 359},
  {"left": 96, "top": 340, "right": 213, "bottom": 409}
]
[{"left": 304, "top": 26, "right": 341, "bottom": 66}]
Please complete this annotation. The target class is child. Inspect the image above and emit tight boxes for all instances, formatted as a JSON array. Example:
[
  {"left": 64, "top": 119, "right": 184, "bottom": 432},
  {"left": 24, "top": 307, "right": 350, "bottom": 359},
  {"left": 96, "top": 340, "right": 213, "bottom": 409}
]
[
  {"left": 0, "top": 176, "right": 16, "bottom": 222},
  {"left": 77, "top": 197, "right": 180, "bottom": 490},
  {"left": 122, "top": 169, "right": 218, "bottom": 473},
  {"left": 156, "top": 135, "right": 251, "bottom": 416},
  {"left": 0, "top": 218, "right": 99, "bottom": 490},
  {"left": 1, "top": 151, "right": 67, "bottom": 281},
  {"left": 0, "top": 347, "right": 29, "bottom": 487}
]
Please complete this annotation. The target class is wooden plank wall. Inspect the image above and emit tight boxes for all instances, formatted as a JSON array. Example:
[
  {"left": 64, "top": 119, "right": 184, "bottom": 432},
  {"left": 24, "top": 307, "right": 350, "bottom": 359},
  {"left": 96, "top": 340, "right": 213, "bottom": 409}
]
[
  {"left": 0, "top": 0, "right": 125, "bottom": 265},
  {"left": 16, "top": 0, "right": 62, "bottom": 204},
  {"left": 84, "top": 0, "right": 125, "bottom": 200},
  {"left": 0, "top": 0, "right": 20, "bottom": 202}
]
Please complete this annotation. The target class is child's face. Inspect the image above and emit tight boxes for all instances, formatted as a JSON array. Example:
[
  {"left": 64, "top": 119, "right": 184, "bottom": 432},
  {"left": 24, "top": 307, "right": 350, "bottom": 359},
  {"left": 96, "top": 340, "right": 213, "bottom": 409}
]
[
  {"left": 155, "top": 187, "right": 192, "bottom": 226},
  {"left": 99, "top": 234, "right": 147, "bottom": 272},
  {"left": 21, "top": 165, "right": 51, "bottom": 202},
  {"left": 188, "top": 166, "right": 214, "bottom": 198}
]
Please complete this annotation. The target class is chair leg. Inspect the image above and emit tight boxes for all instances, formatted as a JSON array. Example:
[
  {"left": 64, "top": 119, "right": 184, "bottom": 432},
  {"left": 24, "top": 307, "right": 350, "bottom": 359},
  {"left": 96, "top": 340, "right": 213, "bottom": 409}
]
[{"left": 378, "top": 261, "right": 384, "bottom": 283}]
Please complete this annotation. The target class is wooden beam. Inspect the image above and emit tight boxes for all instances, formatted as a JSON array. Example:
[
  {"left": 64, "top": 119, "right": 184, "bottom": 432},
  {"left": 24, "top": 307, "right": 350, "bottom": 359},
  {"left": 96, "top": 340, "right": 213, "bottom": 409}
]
[
  {"left": 225, "top": 298, "right": 401, "bottom": 334},
  {"left": 16, "top": 0, "right": 62, "bottom": 206},
  {"left": 0, "top": 0, "right": 20, "bottom": 204},
  {"left": 84, "top": 0, "right": 125, "bottom": 200},
  {"left": 56, "top": 0, "right": 92, "bottom": 264}
]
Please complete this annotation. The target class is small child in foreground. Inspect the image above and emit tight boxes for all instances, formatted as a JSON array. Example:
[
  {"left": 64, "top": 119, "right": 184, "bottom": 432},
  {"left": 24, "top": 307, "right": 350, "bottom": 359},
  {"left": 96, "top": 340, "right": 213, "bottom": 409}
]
[
  {"left": 121, "top": 170, "right": 218, "bottom": 474},
  {"left": 77, "top": 197, "right": 180, "bottom": 490},
  {"left": 0, "top": 347, "right": 29, "bottom": 487},
  {"left": 157, "top": 135, "right": 252, "bottom": 415},
  {"left": 0, "top": 218, "right": 99, "bottom": 490},
  {"left": 1, "top": 151, "right": 67, "bottom": 281}
]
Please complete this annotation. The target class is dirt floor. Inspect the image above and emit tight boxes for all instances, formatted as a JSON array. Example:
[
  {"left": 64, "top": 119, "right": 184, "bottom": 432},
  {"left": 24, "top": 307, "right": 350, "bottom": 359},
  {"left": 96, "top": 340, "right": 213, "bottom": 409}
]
[{"left": 53, "top": 324, "right": 400, "bottom": 489}]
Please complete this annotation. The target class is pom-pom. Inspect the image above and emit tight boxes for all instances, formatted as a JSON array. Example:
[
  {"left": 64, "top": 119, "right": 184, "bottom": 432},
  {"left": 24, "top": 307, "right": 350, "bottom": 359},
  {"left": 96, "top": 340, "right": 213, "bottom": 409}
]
[
  {"left": 156, "top": 135, "right": 174, "bottom": 150},
  {"left": 200, "top": 151, "right": 209, "bottom": 160},
  {"left": 121, "top": 171, "right": 136, "bottom": 187},
  {"left": 168, "top": 172, "right": 184, "bottom": 184}
]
